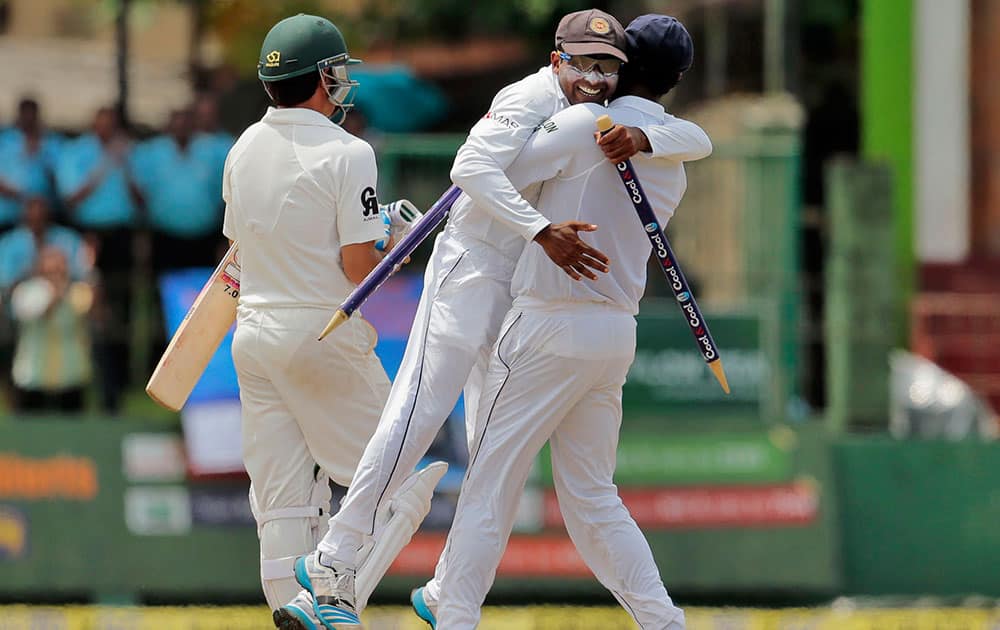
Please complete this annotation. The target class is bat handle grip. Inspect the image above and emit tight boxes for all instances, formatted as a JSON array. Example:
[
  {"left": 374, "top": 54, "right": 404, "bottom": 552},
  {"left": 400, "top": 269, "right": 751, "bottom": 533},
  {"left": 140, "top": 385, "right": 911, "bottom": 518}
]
[{"left": 596, "top": 114, "right": 615, "bottom": 135}]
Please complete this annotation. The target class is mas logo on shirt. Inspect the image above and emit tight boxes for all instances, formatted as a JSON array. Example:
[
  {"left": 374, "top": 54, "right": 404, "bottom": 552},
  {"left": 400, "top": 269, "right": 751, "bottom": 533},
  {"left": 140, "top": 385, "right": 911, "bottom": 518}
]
[
  {"left": 361, "top": 187, "right": 379, "bottom": 219},
  {"left": 484, "top": 111, "right": 519, "bottom": 129}
]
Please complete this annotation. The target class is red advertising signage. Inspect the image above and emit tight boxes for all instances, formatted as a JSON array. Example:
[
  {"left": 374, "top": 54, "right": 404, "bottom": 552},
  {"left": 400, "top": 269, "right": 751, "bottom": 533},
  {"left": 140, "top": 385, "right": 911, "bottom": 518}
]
[
  {"left": 544, "top": 482, "right": 819, "bottom": 529},
  {"left": 389, "top": 534, "right": 590, "bottom": 577}
]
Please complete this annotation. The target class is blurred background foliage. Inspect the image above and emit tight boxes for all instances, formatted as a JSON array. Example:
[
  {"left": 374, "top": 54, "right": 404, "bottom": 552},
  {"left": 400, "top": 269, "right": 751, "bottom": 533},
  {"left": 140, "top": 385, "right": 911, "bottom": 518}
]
[{"left": 199, "top": 0, "right": 609, "bottom": 77}]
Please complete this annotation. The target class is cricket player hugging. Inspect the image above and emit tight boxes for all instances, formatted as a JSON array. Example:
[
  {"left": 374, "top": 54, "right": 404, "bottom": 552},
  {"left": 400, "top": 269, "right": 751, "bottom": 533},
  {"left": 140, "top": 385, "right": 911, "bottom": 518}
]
[
  {"left": 218, "top": 13, "right": 436, "bottom": 626},
  {"left": 429, "top": 15, "right": 712, "bottom": 629}
]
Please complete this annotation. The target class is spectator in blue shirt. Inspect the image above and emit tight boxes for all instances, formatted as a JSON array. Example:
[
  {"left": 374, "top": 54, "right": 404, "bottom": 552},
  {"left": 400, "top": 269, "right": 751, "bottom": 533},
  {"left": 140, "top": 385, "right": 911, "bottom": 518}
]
[
  {"left": 192, "top": 95, "right": 234, "bottom": 221},
  {"left": 56, "top": 106, "right": 141, "bottom": 236},
  {"left": 133, "top": 106, "right": 226, "bottom": 272},
  {"left": 0, "top": 197, "right": 89, "bottom": 293},
  {"left": 54, "top": 106, "right": 142, "bottom": 415},
  {"left": 0, "top": 99, "right": 64, "bottom": 233}
]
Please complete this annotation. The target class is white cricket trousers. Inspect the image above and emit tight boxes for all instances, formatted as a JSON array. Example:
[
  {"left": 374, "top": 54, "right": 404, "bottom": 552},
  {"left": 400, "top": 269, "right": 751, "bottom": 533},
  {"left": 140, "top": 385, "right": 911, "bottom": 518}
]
[
  {"left": 435, "top": 304, "right": 686, "bottom": 630},
  {"left": 232, "top": 305, "right": 390, "bottom": 609},
  {"left": 320, "top": 230, "right": 514, "bottom": 553}
]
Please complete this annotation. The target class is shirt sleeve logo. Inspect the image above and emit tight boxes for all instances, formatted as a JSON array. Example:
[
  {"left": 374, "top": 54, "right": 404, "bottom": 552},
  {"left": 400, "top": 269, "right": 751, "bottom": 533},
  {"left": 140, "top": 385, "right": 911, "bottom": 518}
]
[
  {"left": 361, "top": 186, "right": 379, "bottom": 218},
  {"left": 484, "top": 111, "right": 519, "bottom": 129}
]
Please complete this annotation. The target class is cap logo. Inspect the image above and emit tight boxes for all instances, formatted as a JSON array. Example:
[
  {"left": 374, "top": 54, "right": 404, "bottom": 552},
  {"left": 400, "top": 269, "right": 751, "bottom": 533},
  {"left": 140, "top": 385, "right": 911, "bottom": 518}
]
[
  {"left": 589, "top": 17, "right": 610, "bottom": 34},
  {"left": 265, "top": 50, "right": 281, "bottom": 67}
]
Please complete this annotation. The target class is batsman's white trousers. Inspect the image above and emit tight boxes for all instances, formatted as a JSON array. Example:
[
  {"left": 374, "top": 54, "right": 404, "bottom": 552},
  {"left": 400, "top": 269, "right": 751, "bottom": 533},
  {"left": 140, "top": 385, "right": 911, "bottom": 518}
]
[
  {"left": 435, "top": 303, "right": 686, "bottom": 630},
  {"left": 320, "top": 229, "right": 514, "bottom": 552},
  {"left": 232, "top": 305, "right": 390, "bottom": 609}
]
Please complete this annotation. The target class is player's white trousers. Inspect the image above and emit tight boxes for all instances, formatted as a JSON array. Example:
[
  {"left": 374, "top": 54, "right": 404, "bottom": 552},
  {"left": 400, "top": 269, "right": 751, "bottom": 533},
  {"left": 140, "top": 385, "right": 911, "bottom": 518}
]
[
  {"left": 320, "top": 230, "right": 514, "bottom": 552},
  {"left": 232, "top": 305, "right": 389, "bottom": 609},
  {"left": 435, "top": 303, "right": 686, "bottom": 630}
]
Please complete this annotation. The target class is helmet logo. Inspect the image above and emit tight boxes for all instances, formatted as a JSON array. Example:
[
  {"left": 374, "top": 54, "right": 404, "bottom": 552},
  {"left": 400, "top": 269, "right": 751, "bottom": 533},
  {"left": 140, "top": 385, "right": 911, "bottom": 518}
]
[
  {"left": 265, "top": 50, "right": 281, "bottom": 67},
  {"left": 589, "top": 17, "right": 610, "bottom": 34}
]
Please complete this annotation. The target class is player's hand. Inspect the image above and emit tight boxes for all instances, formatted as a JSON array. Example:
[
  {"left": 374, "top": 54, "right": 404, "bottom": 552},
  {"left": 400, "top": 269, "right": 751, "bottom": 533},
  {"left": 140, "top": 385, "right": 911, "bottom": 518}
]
[
  {"left": 534, "top": 222, "right": 609, "bottom": 281},
  {"left": 383, "top": 199, "right": 423, "bottom": 242},
  {"left": 382, "top": 235, "right": 412, "bottom": 266},
  {"left": 595, "top": 125, "right": 651, "bottom": 163}
]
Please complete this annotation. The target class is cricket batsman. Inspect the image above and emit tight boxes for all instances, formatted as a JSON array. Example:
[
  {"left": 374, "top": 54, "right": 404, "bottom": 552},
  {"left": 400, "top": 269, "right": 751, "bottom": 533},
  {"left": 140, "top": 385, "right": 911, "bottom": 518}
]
[{"left": 219, "top": 14, "right": 440, "bottom": 628}]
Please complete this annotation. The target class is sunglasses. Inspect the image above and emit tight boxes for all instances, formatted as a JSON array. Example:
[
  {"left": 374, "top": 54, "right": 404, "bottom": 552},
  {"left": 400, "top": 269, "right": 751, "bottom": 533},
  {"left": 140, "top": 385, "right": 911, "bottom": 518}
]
[{"left": 558, "top": 52, "right": 622, "bottom": 77}]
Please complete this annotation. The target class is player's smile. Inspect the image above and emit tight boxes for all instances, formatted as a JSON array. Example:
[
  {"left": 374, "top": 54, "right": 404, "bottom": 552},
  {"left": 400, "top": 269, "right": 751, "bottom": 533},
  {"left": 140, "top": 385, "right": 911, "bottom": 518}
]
[
  {"left": 574, "top": 81, "right": 608, "bottom": 103},
  {"left": 568, "top": 76, "right": 612, "bottom": 104}
]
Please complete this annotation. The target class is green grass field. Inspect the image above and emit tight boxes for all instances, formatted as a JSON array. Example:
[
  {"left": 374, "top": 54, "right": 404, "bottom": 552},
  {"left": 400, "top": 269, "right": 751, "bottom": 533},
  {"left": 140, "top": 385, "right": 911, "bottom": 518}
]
[{"left": 2, "top": 605, "right": 999, "bottom": 629}]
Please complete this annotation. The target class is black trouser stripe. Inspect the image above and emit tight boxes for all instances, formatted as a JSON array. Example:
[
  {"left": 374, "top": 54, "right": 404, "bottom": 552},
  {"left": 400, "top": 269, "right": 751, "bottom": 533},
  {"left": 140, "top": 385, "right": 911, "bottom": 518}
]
[
  {"left": 441, "top": 311, "right": 522, "bottom": 580},
  {"left": 467, "top": 311, "right": 523, "bottom": 473},
  {"left": 612, "top": 588, "right": 646, "bottom": 630},
  {"left": 369, "top": 249, "right": 469, "bottom": 534}
]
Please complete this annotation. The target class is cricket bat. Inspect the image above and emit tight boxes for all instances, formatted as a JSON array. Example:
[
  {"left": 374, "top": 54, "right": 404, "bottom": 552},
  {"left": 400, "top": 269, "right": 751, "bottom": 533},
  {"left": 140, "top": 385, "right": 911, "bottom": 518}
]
[{"left": 146, "top": 243, "right": 241, "bottom": 411}]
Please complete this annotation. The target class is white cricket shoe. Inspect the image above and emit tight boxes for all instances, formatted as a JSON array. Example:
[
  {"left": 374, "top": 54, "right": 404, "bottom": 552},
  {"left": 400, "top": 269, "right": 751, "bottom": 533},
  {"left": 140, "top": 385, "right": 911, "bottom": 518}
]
[
  {"left": 294, "top": 552, "right": 363, "bottom": 629},
  {"left": 273, "top": 590, "right": 322, "bottom": 629}
]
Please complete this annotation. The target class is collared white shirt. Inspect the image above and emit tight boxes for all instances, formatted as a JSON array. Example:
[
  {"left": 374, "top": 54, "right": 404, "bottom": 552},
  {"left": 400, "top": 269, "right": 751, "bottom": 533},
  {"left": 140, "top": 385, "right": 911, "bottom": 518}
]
[
  {"left": 446, "top": 66, "right": 566, "bottom": 260},
  {"left": 504, "top": 96, "right": 712, "bottom": 315},
  {"left": 448, "top": 66, "right": 717, "bottom": 263},
  {"left": 222, "top": 107, "right": 386, "bottom": 309}
]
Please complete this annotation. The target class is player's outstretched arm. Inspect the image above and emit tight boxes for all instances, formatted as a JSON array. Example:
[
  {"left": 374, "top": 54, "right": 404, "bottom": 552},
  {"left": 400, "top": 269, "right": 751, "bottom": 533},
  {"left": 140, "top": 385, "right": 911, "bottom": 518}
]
[{"left": 635, "top": 115, "right": 713, "bottom": 162}]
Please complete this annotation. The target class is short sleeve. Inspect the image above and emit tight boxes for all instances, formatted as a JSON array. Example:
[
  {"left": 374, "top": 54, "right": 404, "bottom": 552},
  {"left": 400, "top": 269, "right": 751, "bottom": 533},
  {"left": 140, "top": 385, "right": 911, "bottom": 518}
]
[
  {"left": 221, "top": 149, "right": 236, "bottom": 241},
  {"left": 335, "top": 140, "right": 386, "bottom": 247}
]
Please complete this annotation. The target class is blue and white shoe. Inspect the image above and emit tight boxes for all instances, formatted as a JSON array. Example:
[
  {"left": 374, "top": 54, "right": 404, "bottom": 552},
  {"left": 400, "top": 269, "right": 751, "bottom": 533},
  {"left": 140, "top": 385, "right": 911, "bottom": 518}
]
[
  {"left": 273, "top": 590, "right": 321, "bottom": 629},
  {"left": 294, "top": 553, "right": 363, "bottom": 629},
  {"left": 410, "top": 587, "right": 437, "bottom": 629}
]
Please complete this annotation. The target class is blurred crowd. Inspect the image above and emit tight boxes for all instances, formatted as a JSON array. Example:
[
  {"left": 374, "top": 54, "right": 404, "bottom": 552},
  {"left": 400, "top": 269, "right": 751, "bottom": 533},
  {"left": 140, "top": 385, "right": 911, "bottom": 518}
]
[{"left": 0, "top": 96, "right": 232, "bottom": 416}]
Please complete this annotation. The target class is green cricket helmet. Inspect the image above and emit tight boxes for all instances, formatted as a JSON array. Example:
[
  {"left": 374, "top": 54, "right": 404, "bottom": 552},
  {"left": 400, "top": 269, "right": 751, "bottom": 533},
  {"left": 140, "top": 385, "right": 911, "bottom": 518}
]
[{"left": 258, "top": 14, "right": 361, "bottom": 114}]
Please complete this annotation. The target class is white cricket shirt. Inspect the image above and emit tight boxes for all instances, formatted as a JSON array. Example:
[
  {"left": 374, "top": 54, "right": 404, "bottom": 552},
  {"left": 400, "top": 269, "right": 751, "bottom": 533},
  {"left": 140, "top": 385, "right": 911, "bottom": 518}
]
[
  {"left": 504, "top": 96, "right": 713, "bottom": 315},
  {"left": 446, "top": 66, "right": 565, "bottom": 260},
  {"left": 448, "top": 66, "right": 708, "bottom": 262},
  {"left": 222, "top": 107, "right": 386, "bottom": 309}
]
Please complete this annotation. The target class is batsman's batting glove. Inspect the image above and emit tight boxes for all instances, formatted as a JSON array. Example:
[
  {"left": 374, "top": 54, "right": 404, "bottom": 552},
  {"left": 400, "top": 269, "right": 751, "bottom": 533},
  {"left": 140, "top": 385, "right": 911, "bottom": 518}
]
[
  {"left": 374, "top": 208, "right": 393, "bottom": 252},
  {"left": 377, "top": 199, "right": 423, "bottom": 251}
]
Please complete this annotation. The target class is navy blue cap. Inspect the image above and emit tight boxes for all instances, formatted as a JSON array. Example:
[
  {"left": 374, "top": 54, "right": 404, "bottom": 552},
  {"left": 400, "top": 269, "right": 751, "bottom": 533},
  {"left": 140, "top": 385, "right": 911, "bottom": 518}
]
[{"left": 625, "top": 15, "right": 694, "bottom": 92}]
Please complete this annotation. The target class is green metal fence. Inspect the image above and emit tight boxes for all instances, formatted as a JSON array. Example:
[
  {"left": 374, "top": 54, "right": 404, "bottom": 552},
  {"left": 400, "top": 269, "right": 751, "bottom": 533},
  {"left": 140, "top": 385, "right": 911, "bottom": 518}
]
[
  {"left": 824, "top": 160, "right": 895, "bottom": 432},
  {"left": 375, "top": 134, "right": 465, "bottom": 206}
]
